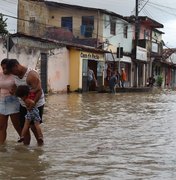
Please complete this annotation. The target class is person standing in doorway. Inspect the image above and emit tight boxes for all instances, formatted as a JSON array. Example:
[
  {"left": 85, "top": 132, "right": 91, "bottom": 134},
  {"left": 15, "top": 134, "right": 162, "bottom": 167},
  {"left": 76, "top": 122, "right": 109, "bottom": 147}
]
[
  {"left": 0, "top": 59, "right": 21, "bottom": 145},
  {"left": 121, "top": 68, "right": 127, "bottom": 88},
  {"left": 87, "top": 67, "right": 97, "bottom": 91},
  {"left": 106, "top": 64, "right": 112, "bottom": 82},
  {"left": 109, "top": 71, "right": 117, "bottom": 93},
  {"left": 6, "top": 59, "right": 45, "bottom": 146}
]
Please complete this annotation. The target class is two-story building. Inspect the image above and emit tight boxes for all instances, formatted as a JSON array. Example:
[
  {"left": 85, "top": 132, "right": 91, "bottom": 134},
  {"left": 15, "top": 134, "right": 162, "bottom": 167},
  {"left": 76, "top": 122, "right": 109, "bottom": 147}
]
[
  {"left": 17, "top": 0, "right": 134, "bottom": 88},
  {"left": 126, "top": 16, "right": 164, "bottom": 87},
  {"left": 17, "top": 1, "right": 165, "bottom": 89}
]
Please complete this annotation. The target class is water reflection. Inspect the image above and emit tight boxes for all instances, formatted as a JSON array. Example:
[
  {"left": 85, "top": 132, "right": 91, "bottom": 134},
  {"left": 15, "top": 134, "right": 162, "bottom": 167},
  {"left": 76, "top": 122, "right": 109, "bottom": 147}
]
[{"left": 1, "top": 91, "right": 176, "bottom": 179}]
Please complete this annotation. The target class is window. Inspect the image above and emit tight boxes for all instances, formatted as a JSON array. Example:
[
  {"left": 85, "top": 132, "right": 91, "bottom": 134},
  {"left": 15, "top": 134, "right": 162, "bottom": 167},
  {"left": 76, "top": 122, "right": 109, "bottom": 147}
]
[
  {"left": 82, "top": 16, "right": 94, "bottom": 26},
  {"left": 61, "top": 17, "right": 73, "bottom": 32},
  {"left": 81, "top": 16, "right": 94, "bottom": 37},
  {"left": 144, "top": 30, "right": 149, "bottom": 40},
  {"left": 110, "top": 17, "right": 116, "bottom": 35},
  {"left": 123, "top": 25, "right": 128, "bottom": 38}
]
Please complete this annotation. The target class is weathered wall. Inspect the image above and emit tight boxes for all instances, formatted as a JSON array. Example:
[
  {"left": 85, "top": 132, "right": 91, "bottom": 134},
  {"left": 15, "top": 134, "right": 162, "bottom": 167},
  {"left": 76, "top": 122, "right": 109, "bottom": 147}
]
[
  {"left": 102, "top": 14, "right": 133, "bottom": 53},
  {"left": 18, "top": 0, "right": 103, "bottom": 40},
  {"left": 48, "top": 47, "right": 69, "bottom": 93},
  {"left": 0, "top": 37, "right": 69, "bottom": 93},
  {"left": 18, "top": 0, "right": 49, "bottom": 36}
]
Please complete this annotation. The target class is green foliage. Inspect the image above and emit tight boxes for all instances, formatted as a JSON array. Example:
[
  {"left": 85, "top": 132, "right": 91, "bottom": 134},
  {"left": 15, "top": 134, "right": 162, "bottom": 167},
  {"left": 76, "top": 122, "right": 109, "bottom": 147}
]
[
  {"left": 0, "top": 14, "right": 8, "bottom": 35},
  {"left": 156, "top": 75, "right": 163, "bottom": 87}
]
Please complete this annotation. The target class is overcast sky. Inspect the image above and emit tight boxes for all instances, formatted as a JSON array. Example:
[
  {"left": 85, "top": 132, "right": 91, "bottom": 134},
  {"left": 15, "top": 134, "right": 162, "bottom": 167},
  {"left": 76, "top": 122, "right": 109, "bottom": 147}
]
[{"left": 1, "top": 0, "right": 176, "bottom": 47}]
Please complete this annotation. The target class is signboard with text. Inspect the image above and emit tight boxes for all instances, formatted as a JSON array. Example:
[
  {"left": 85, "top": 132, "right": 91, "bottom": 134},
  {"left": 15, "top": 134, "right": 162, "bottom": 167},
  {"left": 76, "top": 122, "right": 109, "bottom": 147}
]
[
  {"left": 80, "top": 51, "right": 104, "bottom": 61},
  {"left": 136, "top": 46, "right": 147, "bottom": 61}
]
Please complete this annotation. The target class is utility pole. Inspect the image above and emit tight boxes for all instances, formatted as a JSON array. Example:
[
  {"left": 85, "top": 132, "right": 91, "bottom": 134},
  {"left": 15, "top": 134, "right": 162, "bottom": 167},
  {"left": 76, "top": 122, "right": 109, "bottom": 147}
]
[
  {"left": 134, "top": 0, "right": 139, "bottom": 87},
  {"left": 135, "top": 0, "right": 139, "bottom": 48},
  {"left": 6, "top": 32, "right": 9, "bottom": 59},
  {"left": 118, "top": 43, "right": 121, "bottom": 73}
]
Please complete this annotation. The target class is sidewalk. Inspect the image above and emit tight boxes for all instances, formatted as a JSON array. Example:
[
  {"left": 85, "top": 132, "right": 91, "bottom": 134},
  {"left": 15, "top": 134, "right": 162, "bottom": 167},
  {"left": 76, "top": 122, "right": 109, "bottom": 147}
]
[{"left": 98, "top": 86, "right": 153, "bottom": 93}]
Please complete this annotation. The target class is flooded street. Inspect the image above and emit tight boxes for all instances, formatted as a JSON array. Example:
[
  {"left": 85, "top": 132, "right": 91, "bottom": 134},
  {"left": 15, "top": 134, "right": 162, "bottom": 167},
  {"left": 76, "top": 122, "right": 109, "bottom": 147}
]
[{"left": 1, "top": 90, "right": 176, "bottom": 180}]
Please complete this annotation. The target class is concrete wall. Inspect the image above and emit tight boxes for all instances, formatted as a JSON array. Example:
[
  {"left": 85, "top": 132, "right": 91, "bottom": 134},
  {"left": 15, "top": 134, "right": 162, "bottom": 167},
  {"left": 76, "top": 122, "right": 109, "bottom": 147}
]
[
  {"left": 102, "top": 15, "right": 133, "bottom": 53},
  {"left": 18, "top": 0, "right": 102, "bottom": 39},
  {"left": 48, "top": 48, "right": 69, "bottom": 93},
  {"left": 18, "top": 0, "right": 49, "bottom": 36},
  {"left": 0, "top": 37, "right": 69, "bottom": 93}
]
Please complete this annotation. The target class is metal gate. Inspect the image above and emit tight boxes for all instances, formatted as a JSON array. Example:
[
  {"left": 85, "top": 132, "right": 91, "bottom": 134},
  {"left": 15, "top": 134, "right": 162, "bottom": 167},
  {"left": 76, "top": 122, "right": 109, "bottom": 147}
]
[{"left": 40, "top": 53, "right": 48, "bottom": 93}]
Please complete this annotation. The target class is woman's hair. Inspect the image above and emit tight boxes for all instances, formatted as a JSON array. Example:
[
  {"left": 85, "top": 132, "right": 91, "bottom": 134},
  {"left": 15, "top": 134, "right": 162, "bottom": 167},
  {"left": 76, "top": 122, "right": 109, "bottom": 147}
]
[
  {"left": 15, "top": 85, "right": 30, "bottom": 98},
  {"left": 1, "top": 58, "right": 9, "bottom": 66}
]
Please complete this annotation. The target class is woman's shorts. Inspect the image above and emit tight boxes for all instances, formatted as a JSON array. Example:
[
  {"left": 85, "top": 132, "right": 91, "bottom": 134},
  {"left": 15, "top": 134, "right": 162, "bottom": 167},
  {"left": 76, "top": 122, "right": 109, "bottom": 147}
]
[{"left": 0, "top": 96, "right": 20, "bottom": 115}]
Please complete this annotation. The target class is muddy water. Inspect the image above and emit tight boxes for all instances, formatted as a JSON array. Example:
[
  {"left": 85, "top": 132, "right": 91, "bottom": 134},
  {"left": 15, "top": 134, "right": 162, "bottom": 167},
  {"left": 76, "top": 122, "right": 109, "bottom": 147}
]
[{"left": 1, "top": 90, "right": 176, "bottom": 180}]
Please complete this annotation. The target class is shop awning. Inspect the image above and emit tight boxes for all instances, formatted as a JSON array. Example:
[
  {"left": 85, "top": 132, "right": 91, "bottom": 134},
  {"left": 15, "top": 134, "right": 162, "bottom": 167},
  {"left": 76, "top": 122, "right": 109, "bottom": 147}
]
[{"left": 105, "top": 53, "right": 131, "bottom": 63}]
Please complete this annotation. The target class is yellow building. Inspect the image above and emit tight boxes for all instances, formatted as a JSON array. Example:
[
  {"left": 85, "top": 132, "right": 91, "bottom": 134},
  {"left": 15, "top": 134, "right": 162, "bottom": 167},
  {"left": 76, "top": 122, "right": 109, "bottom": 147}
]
[{"left": 68, "top": 46, "right": 105, "bottom": 92}]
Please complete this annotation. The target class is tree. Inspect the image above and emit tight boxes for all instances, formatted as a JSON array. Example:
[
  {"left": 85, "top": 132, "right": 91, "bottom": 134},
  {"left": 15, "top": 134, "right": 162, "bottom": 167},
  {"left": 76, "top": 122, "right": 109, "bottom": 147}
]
[
  {"left": 0, "top": 14, "right": 8, "bottom": 35},
  {"left": 156, "top": 75, "right": 163, "bottom": 87}
]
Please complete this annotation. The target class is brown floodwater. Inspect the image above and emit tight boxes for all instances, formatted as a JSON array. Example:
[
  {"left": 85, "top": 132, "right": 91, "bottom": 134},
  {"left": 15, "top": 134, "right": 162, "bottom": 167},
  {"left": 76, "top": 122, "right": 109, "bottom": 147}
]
[{"left": 1, "top": 90, "right": 176, "bottom": 180}]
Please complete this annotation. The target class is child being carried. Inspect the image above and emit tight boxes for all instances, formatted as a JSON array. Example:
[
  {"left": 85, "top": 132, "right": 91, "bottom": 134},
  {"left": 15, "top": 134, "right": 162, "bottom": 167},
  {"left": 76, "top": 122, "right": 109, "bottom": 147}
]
[{"left": 15, "top": 85, "right": 43, "bottom": 145}]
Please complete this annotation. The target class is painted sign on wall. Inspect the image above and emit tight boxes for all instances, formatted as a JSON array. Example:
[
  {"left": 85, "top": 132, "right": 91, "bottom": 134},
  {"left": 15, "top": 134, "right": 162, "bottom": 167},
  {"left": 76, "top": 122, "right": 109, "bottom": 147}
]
[{"left": 80, "top": 51, "right": 104, "bottom": 61}]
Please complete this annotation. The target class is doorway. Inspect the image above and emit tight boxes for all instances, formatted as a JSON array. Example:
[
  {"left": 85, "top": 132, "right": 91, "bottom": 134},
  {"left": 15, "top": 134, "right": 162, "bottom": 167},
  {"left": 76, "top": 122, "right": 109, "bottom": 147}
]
[{"left": 82, "top": 59, "right": 97, "bottom": 92}]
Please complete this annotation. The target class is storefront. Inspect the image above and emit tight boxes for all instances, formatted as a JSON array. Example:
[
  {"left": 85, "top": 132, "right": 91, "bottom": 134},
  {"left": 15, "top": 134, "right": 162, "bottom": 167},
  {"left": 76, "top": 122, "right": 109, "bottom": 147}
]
[
  {"left": 105, "top": 53, "right": 132, "bottom": 87},
  {"left": 69, "top": 48, "right": 105, "bottom": 92},
  {"left": 132, "top": 46, "right": 148, "bottom": 87}
]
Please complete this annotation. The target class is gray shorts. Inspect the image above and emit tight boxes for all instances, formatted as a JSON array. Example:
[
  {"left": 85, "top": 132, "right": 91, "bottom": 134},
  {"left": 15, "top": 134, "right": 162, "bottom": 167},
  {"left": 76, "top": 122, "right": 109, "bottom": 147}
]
[{"left": 0, "top": 96, "right": 20, "bottom": 115}]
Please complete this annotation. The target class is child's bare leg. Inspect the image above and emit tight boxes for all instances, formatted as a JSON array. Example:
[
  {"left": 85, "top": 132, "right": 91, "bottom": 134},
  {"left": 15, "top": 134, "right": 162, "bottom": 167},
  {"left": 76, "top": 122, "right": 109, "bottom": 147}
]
[
  {"left": 18, "top": 119, "right": 30, "bottom": 142},
  {"left": 34, "top": 122, "right": 44, "bottom": 146},
  {"left": 34, "top": 122, "right": 43, "bottom": 138}
]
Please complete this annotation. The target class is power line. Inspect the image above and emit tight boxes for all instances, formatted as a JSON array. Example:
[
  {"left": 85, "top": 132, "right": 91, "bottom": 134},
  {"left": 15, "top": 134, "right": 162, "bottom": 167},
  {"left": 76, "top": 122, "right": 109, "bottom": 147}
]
[
  {"left": 148, "top": 1, "right": 176, "bottom": 11},
  {"left": 138, "top": 0, "right": 149, "bottom": 14},
  {"left": 1, "top": 12, "right": 136, "bottom": 41},
  {"left": 146, "top": 3, "right": 176, "bottom": 17}
]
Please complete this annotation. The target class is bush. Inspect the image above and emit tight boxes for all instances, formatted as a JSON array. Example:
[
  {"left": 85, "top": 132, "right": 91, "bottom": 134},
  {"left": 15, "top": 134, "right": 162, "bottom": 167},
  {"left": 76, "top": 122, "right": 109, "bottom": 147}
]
[{"left": 156, "top": 75, "right": 163, "bottom": 87}]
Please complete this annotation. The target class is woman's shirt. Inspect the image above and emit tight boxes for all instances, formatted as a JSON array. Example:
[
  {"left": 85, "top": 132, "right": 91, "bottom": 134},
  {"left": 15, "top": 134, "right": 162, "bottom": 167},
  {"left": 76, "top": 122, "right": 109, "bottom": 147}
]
[
  {"left": 0, "top": 72, "right": 15, "bottom": 98},
  {"left": 14, "top": 68, "right": 45, "bottom": 108}
]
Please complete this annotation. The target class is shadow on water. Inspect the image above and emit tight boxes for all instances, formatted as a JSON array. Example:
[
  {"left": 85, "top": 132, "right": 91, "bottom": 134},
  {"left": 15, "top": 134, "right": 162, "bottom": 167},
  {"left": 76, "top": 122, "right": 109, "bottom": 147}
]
[{"left": 1, "top": 90, "right": 176, "bottom": 179}]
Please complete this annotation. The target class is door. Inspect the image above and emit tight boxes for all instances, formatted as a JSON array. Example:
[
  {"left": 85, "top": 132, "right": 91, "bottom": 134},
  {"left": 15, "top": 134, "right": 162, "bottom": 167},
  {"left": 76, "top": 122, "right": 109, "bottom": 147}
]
[
  {"left": 82, "top": 59, "right": 88, "bottom": 92},
  {"left": 40, "top": 53, "right": 48, "bottom": 93},
  {"left": 88, "top": 60, "right": 97, "bottom": 91}
]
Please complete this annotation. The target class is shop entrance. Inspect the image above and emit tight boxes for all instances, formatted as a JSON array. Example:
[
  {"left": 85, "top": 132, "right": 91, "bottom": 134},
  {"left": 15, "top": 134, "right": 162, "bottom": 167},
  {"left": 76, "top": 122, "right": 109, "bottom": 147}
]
[{"left": 82, "top": 60, "right": 99, "bottom": 92}]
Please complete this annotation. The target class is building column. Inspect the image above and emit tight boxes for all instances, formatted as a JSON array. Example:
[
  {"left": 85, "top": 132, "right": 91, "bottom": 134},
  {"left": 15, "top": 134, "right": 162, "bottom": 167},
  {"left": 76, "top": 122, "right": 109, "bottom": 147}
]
[
  {"left": 130, "top": 61, "right": 133, "bottom": 87},
  {"left": 143, "top": 64, "right": 146, "bottom": 87},
  {"left": 136, "top": 65, "right": 138, "bottom": 87}
]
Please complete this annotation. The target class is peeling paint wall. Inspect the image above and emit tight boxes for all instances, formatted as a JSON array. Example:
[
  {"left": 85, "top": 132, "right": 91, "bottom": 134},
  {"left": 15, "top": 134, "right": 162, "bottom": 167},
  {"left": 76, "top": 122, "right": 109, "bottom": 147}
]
[
  {"left": 18, "top": 0, "right": 103, "bottom": 40},
  {"left": 0, "top": 37, "right": 69, "bottom": 93},
  {"left": 18, "top": 0, "right": 49, "bottom": 37},
  {"left": 48, "top": 48, "right": 69, "bottom": 93}
]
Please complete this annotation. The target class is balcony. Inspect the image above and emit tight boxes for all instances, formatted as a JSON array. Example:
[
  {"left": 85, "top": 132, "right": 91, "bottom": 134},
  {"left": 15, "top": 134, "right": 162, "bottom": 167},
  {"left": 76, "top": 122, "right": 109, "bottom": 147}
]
[{"left": 137, "top": 39, "right": 163, "bottom": 57}]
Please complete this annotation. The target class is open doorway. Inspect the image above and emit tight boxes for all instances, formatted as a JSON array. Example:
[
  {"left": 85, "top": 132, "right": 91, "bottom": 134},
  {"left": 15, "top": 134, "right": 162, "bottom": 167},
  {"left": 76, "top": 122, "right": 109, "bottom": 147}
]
[
  {"left": 88, "top": 60, "right": 97, "bottom": 91},
  {"left": 82, "top": 59, "right": 97, "bottom": 92}
]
